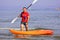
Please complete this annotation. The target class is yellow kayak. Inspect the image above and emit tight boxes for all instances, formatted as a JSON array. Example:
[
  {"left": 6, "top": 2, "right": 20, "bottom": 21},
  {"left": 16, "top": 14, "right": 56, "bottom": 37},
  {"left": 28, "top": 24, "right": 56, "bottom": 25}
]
[{"left": 9, "top": 29, "right": 53, "bottom": 35}]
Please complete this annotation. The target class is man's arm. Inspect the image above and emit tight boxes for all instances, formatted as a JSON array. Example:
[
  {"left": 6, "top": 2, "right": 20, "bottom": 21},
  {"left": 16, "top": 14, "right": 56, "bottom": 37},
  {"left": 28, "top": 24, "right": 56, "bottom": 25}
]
[{"left": 28, "top": 16, "right": 30, "bottom": 21}]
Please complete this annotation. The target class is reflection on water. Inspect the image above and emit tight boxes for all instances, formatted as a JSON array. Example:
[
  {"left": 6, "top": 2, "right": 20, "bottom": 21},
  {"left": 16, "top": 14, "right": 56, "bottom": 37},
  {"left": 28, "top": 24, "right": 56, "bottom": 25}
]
[
  {"left": 0, "top": 34, "right": 54, "bottom": 40},
  {"left": 0, "top": 34, "right": 60, "bottom": 40}
]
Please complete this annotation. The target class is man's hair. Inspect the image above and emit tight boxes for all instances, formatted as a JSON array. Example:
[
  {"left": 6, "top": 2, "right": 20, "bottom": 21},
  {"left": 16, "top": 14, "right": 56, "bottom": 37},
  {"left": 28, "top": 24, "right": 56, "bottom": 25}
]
[{"left": 23, "top": 7, "right": 27, "bottom": 9}]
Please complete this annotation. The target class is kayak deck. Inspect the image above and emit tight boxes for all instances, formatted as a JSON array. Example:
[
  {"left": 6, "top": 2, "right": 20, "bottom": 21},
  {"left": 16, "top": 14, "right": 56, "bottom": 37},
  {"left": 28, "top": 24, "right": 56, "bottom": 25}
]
[{"left": 9, "top": 29, "right": 53, "bottom": 35}]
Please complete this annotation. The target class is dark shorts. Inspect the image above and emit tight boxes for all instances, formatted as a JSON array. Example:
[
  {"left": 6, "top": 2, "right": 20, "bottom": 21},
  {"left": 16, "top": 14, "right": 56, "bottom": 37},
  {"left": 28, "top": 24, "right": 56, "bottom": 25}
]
[{"left": 21, "top": 22, "right": 28, "bottom": 27}]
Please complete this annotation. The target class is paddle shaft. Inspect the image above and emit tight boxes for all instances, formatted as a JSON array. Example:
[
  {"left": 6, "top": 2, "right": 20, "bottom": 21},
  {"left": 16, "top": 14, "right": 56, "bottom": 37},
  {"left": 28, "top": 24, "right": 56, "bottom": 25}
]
[
  {"left": 27, "top": 4, "right": 32, "bottom": 9},
  {"left": 27, "top": 0, "right": 37, "bottom": 9}
]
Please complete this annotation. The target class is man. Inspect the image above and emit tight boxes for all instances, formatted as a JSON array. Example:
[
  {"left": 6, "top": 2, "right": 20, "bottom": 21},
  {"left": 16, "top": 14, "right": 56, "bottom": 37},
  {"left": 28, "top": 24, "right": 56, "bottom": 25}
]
[{"left": 18, "top": 7, "right": 30, "bottom": 31}]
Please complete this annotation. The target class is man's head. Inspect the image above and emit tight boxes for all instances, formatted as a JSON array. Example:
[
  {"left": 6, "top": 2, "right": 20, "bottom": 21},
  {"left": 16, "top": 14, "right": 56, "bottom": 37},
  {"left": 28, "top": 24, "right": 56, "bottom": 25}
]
[{"left": 23, "top": 7, "right": 27, "bottom": 12}]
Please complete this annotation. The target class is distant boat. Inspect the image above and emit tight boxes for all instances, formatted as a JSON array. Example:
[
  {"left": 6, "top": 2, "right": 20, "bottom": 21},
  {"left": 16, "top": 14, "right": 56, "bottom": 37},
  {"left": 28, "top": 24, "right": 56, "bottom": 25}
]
[{"left": 56, "top": 8, "right": 60, "bottom": 11}]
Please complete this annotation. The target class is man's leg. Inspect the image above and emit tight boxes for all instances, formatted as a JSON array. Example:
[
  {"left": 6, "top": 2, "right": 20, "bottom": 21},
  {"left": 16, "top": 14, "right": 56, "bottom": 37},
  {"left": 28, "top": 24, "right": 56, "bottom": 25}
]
[
  {"left": 20, "top": 24, "right": 24, "bottom": 31},
  {"left": 25, "top": 23, "right": 28, "bottom": 31}
]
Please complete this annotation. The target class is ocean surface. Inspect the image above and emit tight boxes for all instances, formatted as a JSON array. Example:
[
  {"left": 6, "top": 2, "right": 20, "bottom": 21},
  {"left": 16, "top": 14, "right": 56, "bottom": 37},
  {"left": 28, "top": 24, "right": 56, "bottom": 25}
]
[{"left": 0, "top": 9, "right": 60, "bottom": 40}]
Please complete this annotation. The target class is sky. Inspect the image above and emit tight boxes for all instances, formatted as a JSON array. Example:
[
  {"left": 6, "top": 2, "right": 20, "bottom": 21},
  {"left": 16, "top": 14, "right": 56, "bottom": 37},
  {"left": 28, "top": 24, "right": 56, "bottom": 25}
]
[{"left": 0, "top": 0, "right": 60, "bottom": 10}]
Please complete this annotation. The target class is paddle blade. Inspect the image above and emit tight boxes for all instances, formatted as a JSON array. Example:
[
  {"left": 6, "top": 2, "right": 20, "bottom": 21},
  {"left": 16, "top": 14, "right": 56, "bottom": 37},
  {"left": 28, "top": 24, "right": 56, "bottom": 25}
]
[
  {"left": 11, "top": 17, "right": 18, "bottom": 24},
  {"left": 32, "top": 0, "right": 37, "bottom": 5}
]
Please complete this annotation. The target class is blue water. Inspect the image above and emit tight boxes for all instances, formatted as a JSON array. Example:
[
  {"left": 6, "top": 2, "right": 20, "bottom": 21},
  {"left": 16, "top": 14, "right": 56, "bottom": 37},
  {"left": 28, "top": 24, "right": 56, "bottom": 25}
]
[{"left": 0, "top": 9, "right": 60, "bottom": 40}]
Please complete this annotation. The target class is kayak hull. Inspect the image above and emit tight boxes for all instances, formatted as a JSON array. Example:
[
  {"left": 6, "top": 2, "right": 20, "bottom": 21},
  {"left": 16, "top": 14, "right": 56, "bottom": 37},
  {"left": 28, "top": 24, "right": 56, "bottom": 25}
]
[{"left": 9, "top": 29, "right": 53, "bottom": 35}]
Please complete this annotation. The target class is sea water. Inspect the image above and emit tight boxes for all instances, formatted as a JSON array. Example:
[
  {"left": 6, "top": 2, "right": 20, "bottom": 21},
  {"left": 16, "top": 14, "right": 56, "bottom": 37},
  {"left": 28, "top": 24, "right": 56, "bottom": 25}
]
[{"left": 0, "top": 9, "right": 60, "bottom": 40}]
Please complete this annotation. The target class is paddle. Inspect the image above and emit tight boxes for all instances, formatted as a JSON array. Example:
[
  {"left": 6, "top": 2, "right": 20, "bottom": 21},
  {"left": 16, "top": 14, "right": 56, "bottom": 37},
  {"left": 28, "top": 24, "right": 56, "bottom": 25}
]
[
  {"left": 11, "top": 0, "right": 38, "bottom": 24},
  {"left": 27, "top": 0, "right": 37, "bottom": 9}
]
